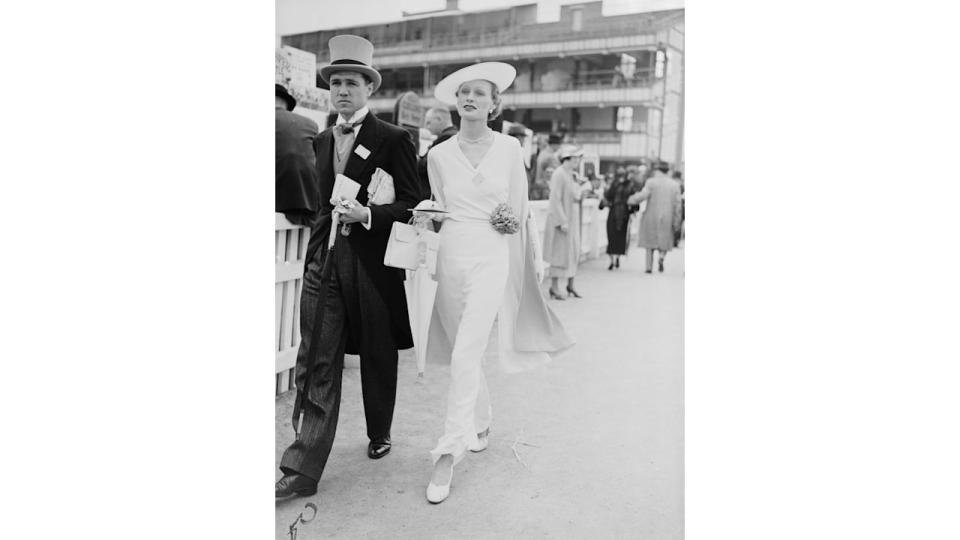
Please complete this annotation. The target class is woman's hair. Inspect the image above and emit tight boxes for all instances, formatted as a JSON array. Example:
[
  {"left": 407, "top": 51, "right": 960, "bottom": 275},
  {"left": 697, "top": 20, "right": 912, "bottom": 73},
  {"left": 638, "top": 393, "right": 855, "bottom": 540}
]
[{"left": 456, "top": 80, "right": 503, "bottom": 120}]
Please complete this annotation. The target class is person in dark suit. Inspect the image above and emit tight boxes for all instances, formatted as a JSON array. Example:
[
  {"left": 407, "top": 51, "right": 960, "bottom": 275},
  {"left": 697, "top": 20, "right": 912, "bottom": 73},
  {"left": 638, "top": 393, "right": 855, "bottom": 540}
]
[
  {"left": 276, "top": 35, "right": 420, "bottom": 499},
  {"left": 275, "top": 84, "right": 320, "bottom": 227},
  {"left": 417, "top": 107, "right": 457, "bottom": 198}
]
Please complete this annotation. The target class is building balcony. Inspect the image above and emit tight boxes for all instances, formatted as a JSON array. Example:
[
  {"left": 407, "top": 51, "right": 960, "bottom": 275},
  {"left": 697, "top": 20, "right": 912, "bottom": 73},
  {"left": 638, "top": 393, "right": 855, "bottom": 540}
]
[
  {"left": 572, "top": 132, "right": 652, "bottom": 161},
  {"left": 367, "top": 31, "right": 666, "bottom": 69},
  {"left": 504, "top": 85, "right": 657, "bottom": 109},
  {"left": 368, "top": 83, "right": 661, "bottom": 112}
]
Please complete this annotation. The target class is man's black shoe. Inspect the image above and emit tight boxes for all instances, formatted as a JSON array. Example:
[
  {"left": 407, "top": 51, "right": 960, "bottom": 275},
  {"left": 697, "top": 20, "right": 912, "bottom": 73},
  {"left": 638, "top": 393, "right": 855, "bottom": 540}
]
[
  {"left": 368, "top": 438, "right": 392, "bottom": 459},
  {"left": 275, "top": 473, "right": 318, "bottom": 499}
]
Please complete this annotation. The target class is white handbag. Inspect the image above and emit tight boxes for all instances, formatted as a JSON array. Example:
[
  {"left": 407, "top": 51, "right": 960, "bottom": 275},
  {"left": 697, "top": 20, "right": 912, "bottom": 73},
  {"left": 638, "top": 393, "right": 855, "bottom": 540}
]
[{"left": 383, "top": 220, "right": 440, "bottom": 274}]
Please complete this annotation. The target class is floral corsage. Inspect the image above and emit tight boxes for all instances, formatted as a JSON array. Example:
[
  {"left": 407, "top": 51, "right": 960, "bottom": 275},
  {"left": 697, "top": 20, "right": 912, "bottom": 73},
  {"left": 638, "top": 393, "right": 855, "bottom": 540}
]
[{"left": 490, "top": 203, "right": 521, "bottom": 235}]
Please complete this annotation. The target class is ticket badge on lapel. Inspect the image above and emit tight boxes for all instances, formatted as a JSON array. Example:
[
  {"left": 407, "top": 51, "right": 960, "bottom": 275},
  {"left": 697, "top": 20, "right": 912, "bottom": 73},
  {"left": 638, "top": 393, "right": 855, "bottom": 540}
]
[{"left": 354, "top": 144, "right": 371, "bottom": 160}]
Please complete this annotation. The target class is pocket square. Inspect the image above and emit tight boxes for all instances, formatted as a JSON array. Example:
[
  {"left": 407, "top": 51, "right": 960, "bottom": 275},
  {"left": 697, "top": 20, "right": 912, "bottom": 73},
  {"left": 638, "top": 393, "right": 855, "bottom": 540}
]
[{"left": 368, "top": 168, "right": 396, "bottom": 206}]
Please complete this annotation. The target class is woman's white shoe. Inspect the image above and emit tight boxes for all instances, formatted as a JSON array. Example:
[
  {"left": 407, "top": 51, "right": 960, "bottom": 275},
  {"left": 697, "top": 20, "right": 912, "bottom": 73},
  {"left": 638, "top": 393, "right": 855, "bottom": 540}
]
[
  {"left": 470, "top": 429, "right": 490, "bottom": 453},
  {"left": 426, "top": 479, "right": 451, "bottom": 504},
  {"left": 426, "top": 460, "right": 454, "bottom": 504}
]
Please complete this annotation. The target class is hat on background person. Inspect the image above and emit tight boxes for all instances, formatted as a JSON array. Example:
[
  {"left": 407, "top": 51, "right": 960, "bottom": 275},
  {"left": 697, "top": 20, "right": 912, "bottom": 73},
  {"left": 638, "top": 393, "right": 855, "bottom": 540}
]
[
  {"left": 507, "top": 124, "right": 527, "bottom": 137},
  {"left": 276, "top": 84, "right": 296, "bottom": 111},
  {"left": 654, "top": 160, "right": 671, "bottom": 173},
  {"left": 558, "top": 145, "right": 584, "bottom": 161},
  {"left": 547, "top": 133, "right": 563, "bottom": 145},
  {"left": 319, "top": 35, "right": 382, "bottom": 91},
  {"left": 433, "top": 61, "right": 517, "bottom": 105}
]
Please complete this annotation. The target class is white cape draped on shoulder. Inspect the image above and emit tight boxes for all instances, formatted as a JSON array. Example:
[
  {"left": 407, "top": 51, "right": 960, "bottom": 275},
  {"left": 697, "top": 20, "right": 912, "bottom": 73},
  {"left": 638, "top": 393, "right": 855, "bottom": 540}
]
[{"left": 425, "top": 134, "right": 575, "bottom": 373}]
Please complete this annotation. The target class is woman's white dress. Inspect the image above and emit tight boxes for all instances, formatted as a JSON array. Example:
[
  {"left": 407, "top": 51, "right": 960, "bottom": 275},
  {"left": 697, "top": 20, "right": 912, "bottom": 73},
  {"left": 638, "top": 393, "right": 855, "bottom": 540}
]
[{"left": 426, "top": 133, "right": 575, "bottom": 464}]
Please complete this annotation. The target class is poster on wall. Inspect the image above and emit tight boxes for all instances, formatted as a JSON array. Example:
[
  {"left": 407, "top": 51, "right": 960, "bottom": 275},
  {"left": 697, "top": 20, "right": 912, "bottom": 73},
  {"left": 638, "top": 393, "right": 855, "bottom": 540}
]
[
  {"left": 279, "top": 46, "right": 317, "bottom": 90},
  {"left": 276, "top": 45, "right": 329, "bottom": 129}
]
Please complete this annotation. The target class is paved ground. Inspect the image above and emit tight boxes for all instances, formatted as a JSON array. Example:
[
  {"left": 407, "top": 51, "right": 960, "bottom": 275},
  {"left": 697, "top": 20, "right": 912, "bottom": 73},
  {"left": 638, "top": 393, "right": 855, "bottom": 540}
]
[{"left": 276, "top": 246, "right": 684, "bottom": 539}]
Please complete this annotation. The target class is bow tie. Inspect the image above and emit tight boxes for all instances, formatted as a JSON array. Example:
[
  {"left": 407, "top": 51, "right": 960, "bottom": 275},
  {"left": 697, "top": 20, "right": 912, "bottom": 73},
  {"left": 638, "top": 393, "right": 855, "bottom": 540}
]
[{"left": 337, "top": 121, "right": 361, "bottom": 134}]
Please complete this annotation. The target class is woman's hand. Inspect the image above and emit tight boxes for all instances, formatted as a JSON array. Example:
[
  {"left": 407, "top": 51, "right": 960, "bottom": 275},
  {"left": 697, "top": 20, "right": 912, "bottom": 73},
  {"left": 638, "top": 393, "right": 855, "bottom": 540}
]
[{"left": 559, "top": 224, "right": 569, "bottom": 233}]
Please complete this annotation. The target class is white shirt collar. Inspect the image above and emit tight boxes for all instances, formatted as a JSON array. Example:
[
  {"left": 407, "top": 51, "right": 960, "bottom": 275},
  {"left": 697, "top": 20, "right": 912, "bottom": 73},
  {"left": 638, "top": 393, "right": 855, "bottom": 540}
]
[{"left": 336, "top": 106, "right": 369, "bottom": 126}]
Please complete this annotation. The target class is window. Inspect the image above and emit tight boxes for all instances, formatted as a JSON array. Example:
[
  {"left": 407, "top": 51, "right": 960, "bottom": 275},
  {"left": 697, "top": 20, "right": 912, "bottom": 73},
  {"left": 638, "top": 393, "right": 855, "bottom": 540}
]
[
  {"left": 616, "top": 106, "right": 633, "bottom": 131},
  {"left": 619, "top": 53, "right": 637, "bottom": 79},
  {"left": 655, "top": 49, "right": 666, "bottom": 79},
  {"left": 571, "top": 8, "right": 583, "bottom": 31}
]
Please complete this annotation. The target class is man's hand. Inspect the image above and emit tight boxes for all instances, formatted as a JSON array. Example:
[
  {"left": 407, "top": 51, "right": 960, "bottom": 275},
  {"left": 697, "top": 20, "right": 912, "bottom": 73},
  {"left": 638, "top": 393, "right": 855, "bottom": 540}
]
[
  {"left": 559, "top": 224, "right": 569, "bottom": 233},
  {"left": 333, "top": 198, "right": 370, "bottom": 225}
]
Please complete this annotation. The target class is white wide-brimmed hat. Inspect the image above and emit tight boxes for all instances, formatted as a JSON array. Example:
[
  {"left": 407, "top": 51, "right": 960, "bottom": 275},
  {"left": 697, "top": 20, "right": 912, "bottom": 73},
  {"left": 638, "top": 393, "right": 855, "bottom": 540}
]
[
  {"left": 558, "top": 145, "right": 585, "bottom": 161},
  {"left": 434, "top": 62, "right": 517, "bottom": 105},
  {"left": 319, "top": 35, "right": 382, "bottom": 91}
]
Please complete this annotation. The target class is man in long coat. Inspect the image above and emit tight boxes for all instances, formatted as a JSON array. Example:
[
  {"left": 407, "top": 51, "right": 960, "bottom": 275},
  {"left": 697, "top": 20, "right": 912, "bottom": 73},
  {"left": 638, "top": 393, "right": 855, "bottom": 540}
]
[
  {"left": 276, "top": 35, "right": 420, "bottom": 499},
  {"left": 630, "top": 161, "right": 682, "bottom": 274},
  {"left": 275, "top": 84, "right": 320, "bottom": 226}
]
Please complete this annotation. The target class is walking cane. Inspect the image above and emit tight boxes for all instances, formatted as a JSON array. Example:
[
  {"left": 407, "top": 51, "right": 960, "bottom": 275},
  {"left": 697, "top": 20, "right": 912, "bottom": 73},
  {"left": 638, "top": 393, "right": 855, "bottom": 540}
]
[{"left": 291, "top": 209, "right": 343, "bottom": 441}]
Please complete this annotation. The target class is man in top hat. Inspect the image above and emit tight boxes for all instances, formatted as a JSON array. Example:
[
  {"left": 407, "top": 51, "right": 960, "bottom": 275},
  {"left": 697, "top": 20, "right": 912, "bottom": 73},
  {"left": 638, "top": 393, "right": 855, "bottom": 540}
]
[
  {"left": 276, "top": 34, "right": 420, "bottom": 499},
  {"left": 275, "top": 84, "right": 320, "bottom": 226}
]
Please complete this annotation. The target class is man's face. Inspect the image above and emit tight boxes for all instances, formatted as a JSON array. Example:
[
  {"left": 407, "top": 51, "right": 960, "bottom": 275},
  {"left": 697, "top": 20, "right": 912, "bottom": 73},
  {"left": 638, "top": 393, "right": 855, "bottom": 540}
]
[
  {"left": 329, "top": 71, "right": 372, "bottom": 117},
  {"left": 424, "top": 112, "right": 444, "bottom": 136}
]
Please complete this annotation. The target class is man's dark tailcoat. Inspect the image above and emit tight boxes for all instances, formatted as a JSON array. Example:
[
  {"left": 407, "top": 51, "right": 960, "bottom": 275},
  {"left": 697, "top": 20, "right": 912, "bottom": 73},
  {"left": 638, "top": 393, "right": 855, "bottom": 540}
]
[
  {"left": 297, "top": 112, "right": 418, "bottom": 401},
  {"left": 282, "top": 112, "right": 419, "bottom": 481}
]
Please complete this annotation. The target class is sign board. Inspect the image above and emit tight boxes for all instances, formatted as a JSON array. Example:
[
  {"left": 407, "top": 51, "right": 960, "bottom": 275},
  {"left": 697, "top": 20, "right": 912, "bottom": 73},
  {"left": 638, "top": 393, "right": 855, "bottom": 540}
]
[
  {"left": 276, "top": 46, "right": 329, "bottom": 122},
  {"left": 394, "top": 92, "right": 423, "bottom": 128},
  {"left": 276, "top": 49, "right": 293, "bottom": 87},
  {"left": 280, "top": 46, "right": 317, "bottom": 90},
  {"left": 394, "top": 92, "right": 423, "bottom": 147},
  {"left": 294, "top": 87, "right": 330, "bottom": 112}
]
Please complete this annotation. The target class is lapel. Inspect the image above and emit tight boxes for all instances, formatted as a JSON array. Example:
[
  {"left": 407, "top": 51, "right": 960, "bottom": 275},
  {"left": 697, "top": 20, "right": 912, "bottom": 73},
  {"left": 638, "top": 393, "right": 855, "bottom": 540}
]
[{"left": 342, "top": 113, "right": 383, "bottom": 188}]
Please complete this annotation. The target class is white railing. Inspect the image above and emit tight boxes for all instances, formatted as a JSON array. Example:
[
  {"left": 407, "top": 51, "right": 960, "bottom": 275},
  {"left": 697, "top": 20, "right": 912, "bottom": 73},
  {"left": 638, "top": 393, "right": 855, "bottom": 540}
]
[
  {"left": 528, "top": 197, "right": 608, "bottom": 261},
  {"left": 275, "top": 201, "right": 607, "bottom": 394},
  {"left": 275, "top": 214, "right": 310, "bottom": 395}
]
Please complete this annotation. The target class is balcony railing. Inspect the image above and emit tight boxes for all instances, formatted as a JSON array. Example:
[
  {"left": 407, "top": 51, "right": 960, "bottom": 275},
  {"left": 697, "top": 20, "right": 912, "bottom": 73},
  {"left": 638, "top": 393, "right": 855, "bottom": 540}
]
[
  {"left": 310, "top": 17, "right": 673, "bottom": 61},
  {"left": 368, "top": 76, "right": 659, "bottom": 106},
  {"left": 570, "top": 131, "right": 643, "bottom": 144},
  {"left": 504, "top": 85, "right": 655, "bottom": 108}
]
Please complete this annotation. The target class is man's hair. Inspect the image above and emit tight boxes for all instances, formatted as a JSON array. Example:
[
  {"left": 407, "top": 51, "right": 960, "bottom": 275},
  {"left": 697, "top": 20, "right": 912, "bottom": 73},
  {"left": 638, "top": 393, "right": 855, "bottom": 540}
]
[{"left": 426, "top": 107, "right": 452, "bottom": 126}]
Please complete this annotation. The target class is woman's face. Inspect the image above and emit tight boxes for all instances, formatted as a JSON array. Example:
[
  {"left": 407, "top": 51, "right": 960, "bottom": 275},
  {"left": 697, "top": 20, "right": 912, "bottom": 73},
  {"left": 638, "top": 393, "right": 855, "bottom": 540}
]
[{"left": 456, "top": 79, "right": 496, "bottom": 121}]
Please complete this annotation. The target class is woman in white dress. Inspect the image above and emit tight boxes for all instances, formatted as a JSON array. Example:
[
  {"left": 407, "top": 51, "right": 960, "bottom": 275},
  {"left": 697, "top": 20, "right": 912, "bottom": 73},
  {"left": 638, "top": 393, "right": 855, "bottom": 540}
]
[{"left": 424, "top": 62, "right": 575, "bottom": 504}]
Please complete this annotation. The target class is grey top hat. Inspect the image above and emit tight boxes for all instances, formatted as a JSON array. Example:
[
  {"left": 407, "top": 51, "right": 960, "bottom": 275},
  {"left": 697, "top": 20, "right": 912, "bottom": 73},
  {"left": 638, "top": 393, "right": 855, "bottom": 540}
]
[
  {"left": 558, "top": 145, "right": 584, "bottom": 161},
  {"left": 319, "top": 35, "right": 382, "bottom": 91}
]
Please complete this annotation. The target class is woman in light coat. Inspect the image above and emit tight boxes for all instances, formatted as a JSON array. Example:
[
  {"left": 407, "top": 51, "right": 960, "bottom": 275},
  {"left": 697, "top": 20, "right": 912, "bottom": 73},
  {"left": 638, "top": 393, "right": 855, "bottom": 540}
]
[
  {"left": 542, "top": 146, "right": 586, "bottom": 299},
  {"left": 424, "top": 62, "right": 574, "bottom": 504},
  {"left": 629, "top": 161, "right": 682, "bottom": 273}
]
